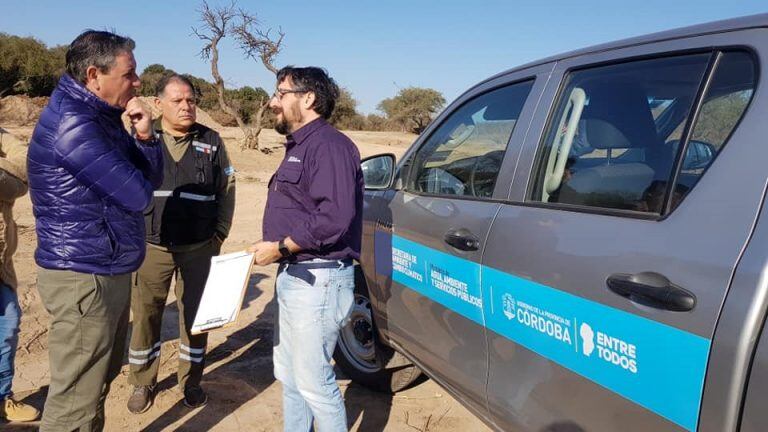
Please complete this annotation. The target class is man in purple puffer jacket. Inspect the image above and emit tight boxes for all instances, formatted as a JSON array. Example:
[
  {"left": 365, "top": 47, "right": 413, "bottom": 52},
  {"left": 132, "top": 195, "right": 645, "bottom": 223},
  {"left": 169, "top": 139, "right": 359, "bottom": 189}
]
[{"left": 28, "top": 30, "right": 163, "bottom": 432}]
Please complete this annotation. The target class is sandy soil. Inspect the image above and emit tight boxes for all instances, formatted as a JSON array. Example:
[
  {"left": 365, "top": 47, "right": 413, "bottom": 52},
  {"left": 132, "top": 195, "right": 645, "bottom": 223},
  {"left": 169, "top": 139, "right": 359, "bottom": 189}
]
[{"left": 2, "top": 125, "right": 491, "bottom": 432}]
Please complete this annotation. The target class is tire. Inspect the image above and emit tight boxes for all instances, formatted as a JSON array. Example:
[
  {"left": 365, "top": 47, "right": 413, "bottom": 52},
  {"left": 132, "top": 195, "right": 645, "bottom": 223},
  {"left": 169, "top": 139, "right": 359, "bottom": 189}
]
[{"left": 334, "top": 267, "right": 422, "bottom": 393}]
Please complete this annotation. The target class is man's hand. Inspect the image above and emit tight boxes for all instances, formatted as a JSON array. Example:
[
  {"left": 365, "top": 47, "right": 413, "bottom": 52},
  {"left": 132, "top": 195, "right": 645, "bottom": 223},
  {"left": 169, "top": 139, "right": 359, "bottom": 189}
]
[
  {"left": 247, "top": 241, "right": 282, "bottom": 266},
  {"left": 126, "top": 97, "right": 153, "bottom": 140}
]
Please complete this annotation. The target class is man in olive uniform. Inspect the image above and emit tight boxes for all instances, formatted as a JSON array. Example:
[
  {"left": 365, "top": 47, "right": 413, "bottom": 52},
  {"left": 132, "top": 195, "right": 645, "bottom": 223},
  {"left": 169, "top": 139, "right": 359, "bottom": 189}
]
[{"left": 126, "top": 74, "right": 235, "bottom": 413}]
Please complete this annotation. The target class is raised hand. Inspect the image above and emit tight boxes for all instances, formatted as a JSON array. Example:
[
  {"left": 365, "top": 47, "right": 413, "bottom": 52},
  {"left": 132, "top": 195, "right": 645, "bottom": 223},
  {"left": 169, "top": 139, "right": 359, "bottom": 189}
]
[{"left": 126, "top": 97, "right": 153, "bottom": 140}]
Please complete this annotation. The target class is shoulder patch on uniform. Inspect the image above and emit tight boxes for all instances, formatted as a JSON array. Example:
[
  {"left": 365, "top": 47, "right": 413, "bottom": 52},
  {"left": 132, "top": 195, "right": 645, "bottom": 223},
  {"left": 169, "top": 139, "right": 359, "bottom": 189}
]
[{"left": 224, "top": 166, "right": 235, "bottom": 176}]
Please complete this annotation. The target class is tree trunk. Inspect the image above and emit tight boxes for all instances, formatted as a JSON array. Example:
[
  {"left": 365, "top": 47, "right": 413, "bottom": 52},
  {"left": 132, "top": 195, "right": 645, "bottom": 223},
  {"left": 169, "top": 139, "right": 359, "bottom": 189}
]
[
  {"left": 209, "top": 35, "right": 260, "bottom": 152},
  {"left": 249, "top": 99, "right": 271, "bottom": 153}
]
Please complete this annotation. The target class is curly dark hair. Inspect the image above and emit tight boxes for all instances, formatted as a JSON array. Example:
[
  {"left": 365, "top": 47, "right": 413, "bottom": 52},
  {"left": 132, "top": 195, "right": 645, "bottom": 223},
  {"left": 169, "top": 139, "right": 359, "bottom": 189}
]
[{"left": 276, "top": 66, "right": 339, "bottom": 119}]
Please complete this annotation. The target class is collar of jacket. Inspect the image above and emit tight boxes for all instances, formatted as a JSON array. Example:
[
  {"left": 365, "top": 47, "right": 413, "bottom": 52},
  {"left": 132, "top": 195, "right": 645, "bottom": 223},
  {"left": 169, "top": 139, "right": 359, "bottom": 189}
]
[
  {"left": 58, "top": 73, "right": 125, "bottom": 120},
  {"left": 287, "top": 117, "right": 327, "bottom": 146}
]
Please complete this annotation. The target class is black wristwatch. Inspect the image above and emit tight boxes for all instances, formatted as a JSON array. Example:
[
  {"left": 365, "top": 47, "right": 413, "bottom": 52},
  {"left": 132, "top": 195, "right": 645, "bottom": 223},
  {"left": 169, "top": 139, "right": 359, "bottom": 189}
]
[{"left": 278, "top": 238, "right": 292, "bottom": 258}]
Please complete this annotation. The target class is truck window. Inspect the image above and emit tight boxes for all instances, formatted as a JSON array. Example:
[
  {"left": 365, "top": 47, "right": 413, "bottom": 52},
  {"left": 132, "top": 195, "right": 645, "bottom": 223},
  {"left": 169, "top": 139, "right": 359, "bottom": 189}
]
[{"left": 408, "top": 80, "right": 533, "bottom": 198}]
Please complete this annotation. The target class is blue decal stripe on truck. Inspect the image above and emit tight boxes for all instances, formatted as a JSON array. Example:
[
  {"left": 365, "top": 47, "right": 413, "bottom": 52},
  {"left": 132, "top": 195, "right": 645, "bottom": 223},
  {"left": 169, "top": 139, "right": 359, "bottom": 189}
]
[{"left": 390, "top": 234, "right": 709, "bottom": 432}]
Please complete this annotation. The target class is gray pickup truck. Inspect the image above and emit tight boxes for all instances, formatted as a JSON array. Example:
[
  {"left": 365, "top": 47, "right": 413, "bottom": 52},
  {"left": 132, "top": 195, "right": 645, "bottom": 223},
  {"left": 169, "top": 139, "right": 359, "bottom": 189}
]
[{"left": 334, "top": 13, "right": 768, "bottom": 432}]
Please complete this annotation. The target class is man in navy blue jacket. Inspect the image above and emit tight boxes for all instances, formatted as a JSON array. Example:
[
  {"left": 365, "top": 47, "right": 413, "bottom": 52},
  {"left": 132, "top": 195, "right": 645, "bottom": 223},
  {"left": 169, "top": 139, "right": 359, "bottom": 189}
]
[{"left": 28, "top": 30, "right": 163, "bottom": 432}]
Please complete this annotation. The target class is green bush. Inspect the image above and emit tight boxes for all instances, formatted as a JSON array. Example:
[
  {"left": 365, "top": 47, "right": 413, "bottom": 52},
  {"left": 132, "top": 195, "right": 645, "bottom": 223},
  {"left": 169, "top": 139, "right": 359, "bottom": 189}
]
[{"left": 0, "top": 33, "right": 65, "bottom": 97}]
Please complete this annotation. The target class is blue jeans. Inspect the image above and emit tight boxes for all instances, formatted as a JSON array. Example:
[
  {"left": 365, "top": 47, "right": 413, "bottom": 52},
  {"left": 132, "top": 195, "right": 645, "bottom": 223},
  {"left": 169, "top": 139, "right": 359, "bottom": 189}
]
[
  {"left": 274, "top": 260, "right": 355, "bottom": 432},
  {"left": 0, "top": 283, "right": 20, "bottom": 400}
]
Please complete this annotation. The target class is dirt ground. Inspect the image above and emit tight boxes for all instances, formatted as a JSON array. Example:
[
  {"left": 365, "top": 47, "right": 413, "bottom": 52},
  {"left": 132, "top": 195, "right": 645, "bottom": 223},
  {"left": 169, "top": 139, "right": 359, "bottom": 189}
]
[{"left": 1, "top": 124, "right": 491, "bottom": 432}]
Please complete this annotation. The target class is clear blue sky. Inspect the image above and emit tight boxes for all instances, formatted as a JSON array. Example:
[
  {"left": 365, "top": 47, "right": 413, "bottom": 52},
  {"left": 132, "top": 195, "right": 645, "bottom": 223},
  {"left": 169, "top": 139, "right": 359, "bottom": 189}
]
[{"left": 1, "top": 1, "right": 766, "bottom": 114}]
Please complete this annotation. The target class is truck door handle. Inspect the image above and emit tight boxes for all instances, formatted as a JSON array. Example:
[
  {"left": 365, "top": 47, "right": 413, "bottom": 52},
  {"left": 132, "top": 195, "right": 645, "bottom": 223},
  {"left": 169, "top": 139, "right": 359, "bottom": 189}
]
[
  {"left": 606, "top": 272, "right": 696, "bottom": 312},
  {"left": 444, "top": 228, "right": 480, "bottom": 251}
]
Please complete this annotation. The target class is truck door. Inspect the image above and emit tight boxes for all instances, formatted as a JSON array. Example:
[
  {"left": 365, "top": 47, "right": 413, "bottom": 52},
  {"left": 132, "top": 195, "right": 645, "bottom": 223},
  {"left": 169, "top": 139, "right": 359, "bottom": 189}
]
[
  {"left": 482, "top": 34, "right": 762, "bottom": 432},
  {"left": 375, "top": 64, "right": 552, "bottom": 416}
]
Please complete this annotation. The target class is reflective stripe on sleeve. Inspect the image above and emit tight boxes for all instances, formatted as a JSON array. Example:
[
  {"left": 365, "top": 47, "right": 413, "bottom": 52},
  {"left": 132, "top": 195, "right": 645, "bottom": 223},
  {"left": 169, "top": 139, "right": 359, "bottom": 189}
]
[{"left": 179, "top": 192, "right": 216, "bottom": 202}]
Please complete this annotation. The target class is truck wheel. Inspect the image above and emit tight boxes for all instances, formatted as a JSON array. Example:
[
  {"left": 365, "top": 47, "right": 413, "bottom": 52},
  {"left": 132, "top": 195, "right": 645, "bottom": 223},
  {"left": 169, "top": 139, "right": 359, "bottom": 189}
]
[{"left": 334, "top": 271, "right": 422, "bottom": 393}]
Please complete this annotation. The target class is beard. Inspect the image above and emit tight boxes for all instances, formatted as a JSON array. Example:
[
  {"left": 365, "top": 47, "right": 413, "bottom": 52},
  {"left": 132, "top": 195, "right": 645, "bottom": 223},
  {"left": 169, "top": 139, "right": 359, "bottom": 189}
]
[
  {"left": 274, "top": 105, "right": 303, "bottom": 136},
  {"left": 275, "top": 118, "right": 290, "bottom": 135}
]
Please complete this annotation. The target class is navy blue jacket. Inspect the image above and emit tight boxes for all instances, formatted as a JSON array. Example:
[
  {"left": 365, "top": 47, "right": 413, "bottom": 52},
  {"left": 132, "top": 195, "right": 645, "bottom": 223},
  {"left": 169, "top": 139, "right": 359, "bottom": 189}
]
[{"left": 28, "top": 74, "right": 163, "bottom": 275}]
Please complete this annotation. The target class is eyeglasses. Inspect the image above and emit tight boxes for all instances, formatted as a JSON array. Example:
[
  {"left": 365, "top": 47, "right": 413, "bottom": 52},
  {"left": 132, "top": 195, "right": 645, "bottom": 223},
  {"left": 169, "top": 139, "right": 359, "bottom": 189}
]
[{"left": 273, "top": 88, "right": 307, "bottom": 100}]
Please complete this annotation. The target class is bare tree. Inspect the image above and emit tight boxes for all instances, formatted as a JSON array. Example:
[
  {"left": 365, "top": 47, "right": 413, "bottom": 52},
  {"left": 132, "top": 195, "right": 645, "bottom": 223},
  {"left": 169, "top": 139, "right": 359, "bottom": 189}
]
[
  {"left": 231, "top": 9, "right": 284, "bottom": 149},
  {"left": 193, "top": 1, "right": 283, "bottom": 151}
]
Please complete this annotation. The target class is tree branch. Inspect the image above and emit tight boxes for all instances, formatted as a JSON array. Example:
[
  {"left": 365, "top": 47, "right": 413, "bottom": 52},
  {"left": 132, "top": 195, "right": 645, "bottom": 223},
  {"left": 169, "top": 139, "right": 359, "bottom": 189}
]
[{"left": 231, "top": 9, "right": 284, "bottom": 75}]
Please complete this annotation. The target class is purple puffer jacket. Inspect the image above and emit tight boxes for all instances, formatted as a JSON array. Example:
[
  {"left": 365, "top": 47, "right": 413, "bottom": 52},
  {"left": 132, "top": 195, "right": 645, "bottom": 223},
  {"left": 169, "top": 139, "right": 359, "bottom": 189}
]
[{"left": 28, "top": 74, "right": 163, "bottom": 275}]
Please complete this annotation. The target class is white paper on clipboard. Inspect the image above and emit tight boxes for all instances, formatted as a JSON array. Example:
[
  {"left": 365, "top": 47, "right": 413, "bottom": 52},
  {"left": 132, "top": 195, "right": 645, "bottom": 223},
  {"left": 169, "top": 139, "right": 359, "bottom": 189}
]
[{"left": 191, "top": 251, "right": 255, "bottom": 334}]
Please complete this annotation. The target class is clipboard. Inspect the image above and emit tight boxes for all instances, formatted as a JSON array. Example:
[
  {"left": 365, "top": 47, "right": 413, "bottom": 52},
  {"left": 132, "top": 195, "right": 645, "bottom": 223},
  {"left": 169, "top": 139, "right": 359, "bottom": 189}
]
[{"left": 191, "top": 251, "right": 256, "bottom": 335}]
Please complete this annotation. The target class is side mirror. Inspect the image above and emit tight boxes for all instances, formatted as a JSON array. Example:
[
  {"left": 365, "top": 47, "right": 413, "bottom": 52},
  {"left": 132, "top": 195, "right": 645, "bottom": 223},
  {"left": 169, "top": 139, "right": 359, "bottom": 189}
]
[
  {"left": 361, "top": 153, "right": 395, "bottom": 190},
  {"left": 682, "top": 140, "right": 716, "bottom": 171}
]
